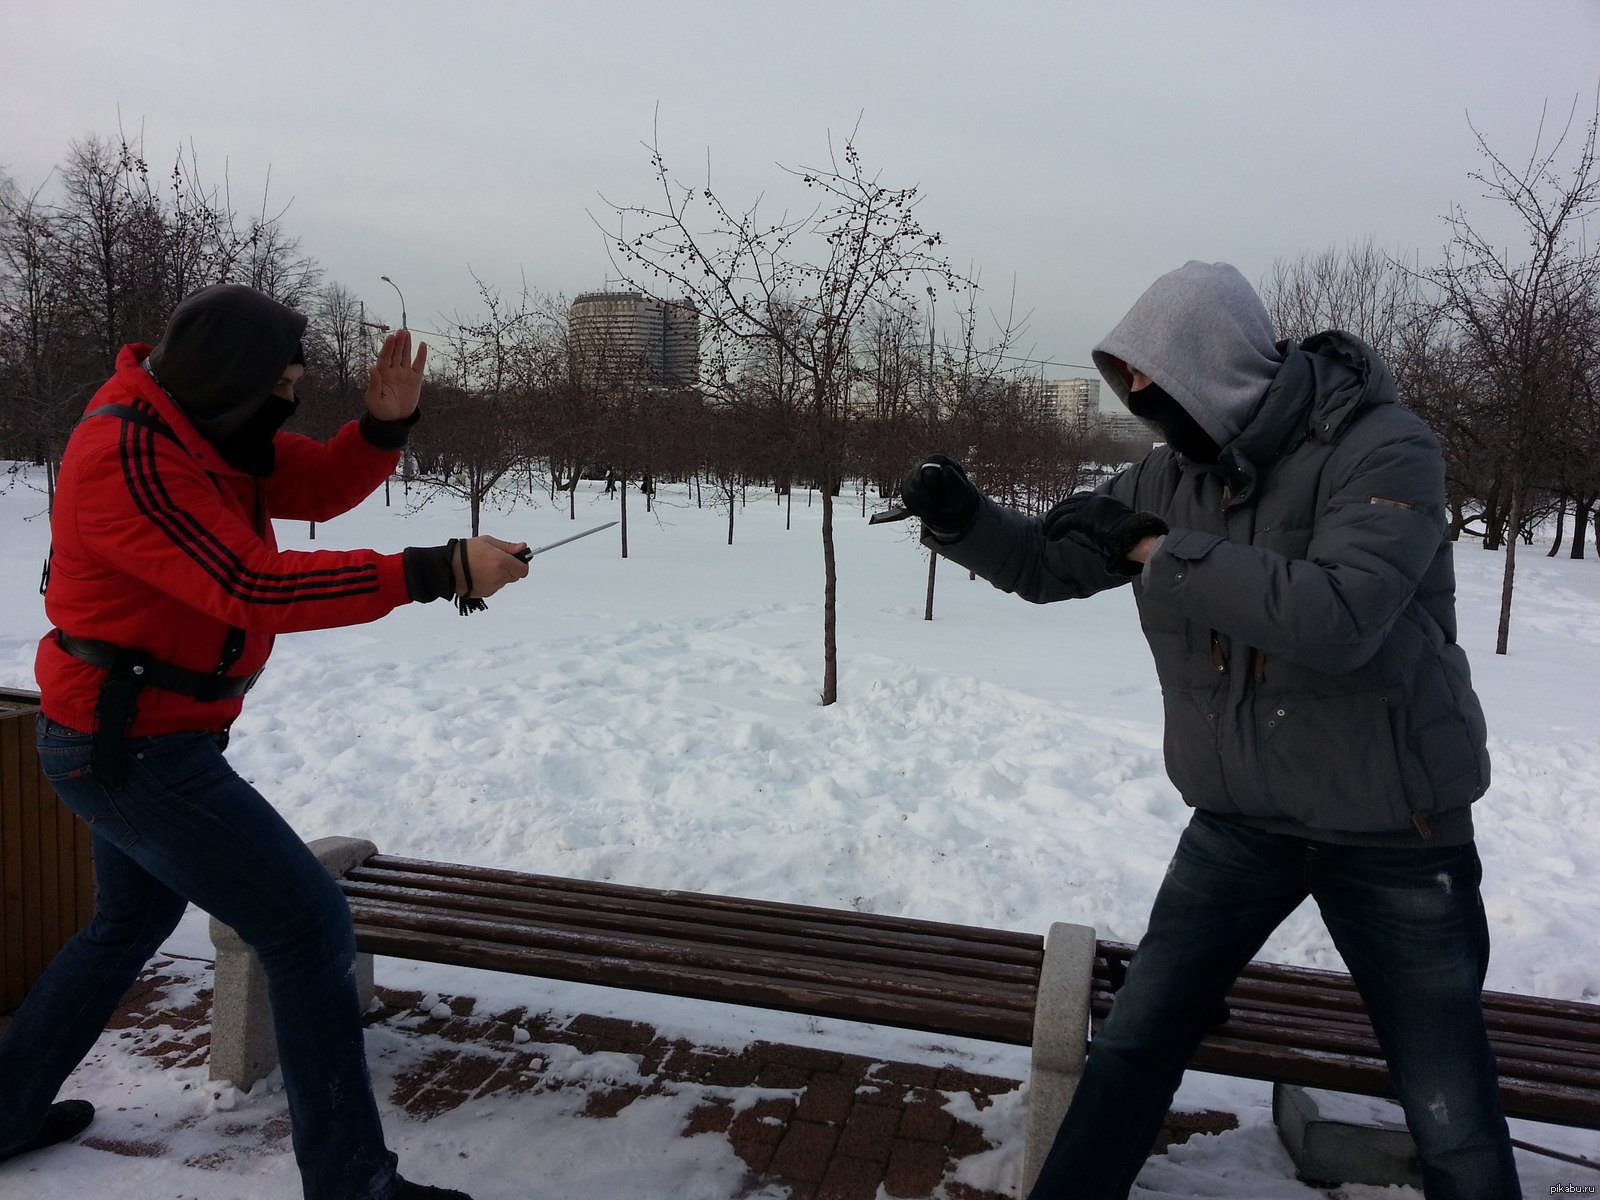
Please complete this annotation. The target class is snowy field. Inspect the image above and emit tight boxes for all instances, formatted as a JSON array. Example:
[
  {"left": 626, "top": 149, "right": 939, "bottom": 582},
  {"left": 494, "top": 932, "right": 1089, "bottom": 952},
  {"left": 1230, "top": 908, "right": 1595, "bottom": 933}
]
[{"left": 2, "top": 463, "right": 1598, "bottom": 1198}]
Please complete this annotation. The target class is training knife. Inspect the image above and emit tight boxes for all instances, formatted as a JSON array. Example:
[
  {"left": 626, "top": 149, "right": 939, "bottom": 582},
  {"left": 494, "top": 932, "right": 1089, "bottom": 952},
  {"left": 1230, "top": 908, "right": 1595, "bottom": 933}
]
[{"left": 513, "top": 520, "right": 619, "bottom": 562}]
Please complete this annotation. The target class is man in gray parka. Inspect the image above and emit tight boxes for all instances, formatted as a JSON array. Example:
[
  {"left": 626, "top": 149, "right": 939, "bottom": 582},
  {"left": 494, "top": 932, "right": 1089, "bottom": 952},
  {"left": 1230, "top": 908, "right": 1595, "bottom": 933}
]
[{"left": 899, "top": 261, "right": 1517, "bottom": 1200}]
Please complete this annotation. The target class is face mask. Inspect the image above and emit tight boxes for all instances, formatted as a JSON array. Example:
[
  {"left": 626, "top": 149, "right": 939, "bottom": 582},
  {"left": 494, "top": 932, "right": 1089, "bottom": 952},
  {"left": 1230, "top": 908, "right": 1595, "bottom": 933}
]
[
  {"left": 1127, "top": 381, "right": 1221, "bottom": 463},
  {"left": 215, "top": 395, "right": 299, "bottom": 476}
]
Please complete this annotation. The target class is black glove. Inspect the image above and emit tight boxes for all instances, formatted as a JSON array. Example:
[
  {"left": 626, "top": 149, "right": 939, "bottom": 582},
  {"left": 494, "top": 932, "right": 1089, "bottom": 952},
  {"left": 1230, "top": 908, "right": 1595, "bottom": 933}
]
[
  {"left": 899, "top": 453, "right": 981, "bottom": 538},
  {"left": 1042, "top": 493, "right": 1169, "bottom": 576}
]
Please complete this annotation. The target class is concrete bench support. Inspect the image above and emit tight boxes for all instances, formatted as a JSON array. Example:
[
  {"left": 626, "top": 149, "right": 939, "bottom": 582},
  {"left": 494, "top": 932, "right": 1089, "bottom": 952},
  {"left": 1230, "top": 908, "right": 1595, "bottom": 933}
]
[
  {"left": 208, "top": 836, "right": 377, "bottom": 1091},
  {"left": 1022, "top": 921, "right": 1097, "bottom": 1196},
  {"left": 1273, "top": 1083, "right": 1423, "bottom": 1188}
]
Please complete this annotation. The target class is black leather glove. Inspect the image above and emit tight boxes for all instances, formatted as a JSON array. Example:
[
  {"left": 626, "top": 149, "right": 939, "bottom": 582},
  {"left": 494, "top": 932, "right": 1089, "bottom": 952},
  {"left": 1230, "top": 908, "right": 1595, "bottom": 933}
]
[
  {"left": 899, "top": 453, "right": 981, "bottom": 538},
  {"left": 1043, "top": 493, "right": 1169, "bottom": 576}
]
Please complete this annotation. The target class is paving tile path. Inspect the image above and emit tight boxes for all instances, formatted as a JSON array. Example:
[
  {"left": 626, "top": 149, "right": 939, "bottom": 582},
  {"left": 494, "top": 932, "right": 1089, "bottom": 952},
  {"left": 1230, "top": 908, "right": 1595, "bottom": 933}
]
[
  {"left": 3, "top": 960, "right": 1237, "bottom": 1199},
  {"left": 369, "top": 989, "right": 1023, "bottom": 1200}
]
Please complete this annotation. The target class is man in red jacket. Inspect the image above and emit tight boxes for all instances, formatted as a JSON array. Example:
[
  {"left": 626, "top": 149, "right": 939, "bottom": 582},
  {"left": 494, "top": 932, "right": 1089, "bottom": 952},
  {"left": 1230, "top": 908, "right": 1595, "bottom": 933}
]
[{"left": 0, "top": 284, "right": 527, "bottom": 1200}]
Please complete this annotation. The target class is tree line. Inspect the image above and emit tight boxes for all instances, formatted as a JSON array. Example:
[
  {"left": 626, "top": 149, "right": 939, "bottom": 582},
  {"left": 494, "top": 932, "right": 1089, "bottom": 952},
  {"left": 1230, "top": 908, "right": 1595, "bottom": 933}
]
[
  {"left": 3, "top": 99, "right": 1596, "bottom": 681},
  {"left": 0, "top": 130, "right": 1140, "bottom": 545},
  {"left": 1260, "top": 95, "right": 1600, "bottom": 654}
]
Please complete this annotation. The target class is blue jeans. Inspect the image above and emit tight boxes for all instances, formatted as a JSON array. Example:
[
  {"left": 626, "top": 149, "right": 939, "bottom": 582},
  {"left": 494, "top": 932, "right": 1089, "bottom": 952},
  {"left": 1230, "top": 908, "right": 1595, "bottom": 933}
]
[
  {"left": 1028, "top": 810, "right": 1519, "bottom": 1200},
  {"left": 0, "top": 718, "right": 399, "bottom": 1200}
]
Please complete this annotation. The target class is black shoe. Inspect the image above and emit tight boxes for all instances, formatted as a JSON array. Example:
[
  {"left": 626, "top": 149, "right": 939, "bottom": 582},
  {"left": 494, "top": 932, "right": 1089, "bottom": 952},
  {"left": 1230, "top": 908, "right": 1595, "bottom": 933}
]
[
  {"left": 0, "top": 1100, "right": 95, "bottom": 1163},
  {"left": 392, "top": 1181, "right": 473, "bottom": 1200}
]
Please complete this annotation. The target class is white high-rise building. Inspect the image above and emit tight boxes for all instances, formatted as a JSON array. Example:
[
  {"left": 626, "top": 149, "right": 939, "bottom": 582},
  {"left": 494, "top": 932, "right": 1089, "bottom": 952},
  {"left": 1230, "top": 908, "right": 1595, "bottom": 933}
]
[{"left": 569, "top": 291, "right": 700, "bottom": 387}]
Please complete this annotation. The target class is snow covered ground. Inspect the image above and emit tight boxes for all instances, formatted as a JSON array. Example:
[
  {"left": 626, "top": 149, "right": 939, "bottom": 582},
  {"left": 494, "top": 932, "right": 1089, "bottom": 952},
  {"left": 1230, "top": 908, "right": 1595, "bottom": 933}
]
[{"left": 2, "top": 464, "right": 1597, "bottom": 1198}]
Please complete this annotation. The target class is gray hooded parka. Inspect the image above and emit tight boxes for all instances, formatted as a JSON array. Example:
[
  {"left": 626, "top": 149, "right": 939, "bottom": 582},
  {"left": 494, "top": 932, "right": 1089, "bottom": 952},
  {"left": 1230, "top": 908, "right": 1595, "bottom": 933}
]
[{"left": 932, "top": 264, "right": 1489, "bottom": 837}]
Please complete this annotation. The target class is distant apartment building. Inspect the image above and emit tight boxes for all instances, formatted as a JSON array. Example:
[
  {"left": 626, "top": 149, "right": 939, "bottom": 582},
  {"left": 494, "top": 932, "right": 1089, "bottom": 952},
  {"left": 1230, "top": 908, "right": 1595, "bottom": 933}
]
[
  {"left": 1022, "top": 376, "right": 1102, "bottom": 432},
  {"left": 1097, "top": 411, "right": 1157, "bottom": 446},
  {"left": 568, "top": 291, "right": 700, "bottom": 387},
  {"left": 1020, "top": 375, "right": 1156, "bottom": 449}
]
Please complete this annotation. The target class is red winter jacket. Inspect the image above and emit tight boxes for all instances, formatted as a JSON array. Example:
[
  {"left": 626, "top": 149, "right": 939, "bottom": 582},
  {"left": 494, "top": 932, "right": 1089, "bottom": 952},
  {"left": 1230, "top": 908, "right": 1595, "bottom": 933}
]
[{"left": 36, "top": 344, "right": 413, "bottom": 735}]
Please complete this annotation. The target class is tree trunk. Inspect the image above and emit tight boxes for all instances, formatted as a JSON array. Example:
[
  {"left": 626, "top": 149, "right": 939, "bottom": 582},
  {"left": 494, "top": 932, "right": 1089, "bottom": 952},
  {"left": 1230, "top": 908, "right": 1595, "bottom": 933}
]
[
  {"left": 620, "top": 475, "right": 629, "bottom": 559},
  {"left": 820, "top": 481, "right": 837, "bottom": 705},
  {"left": 1481, "top": 481, "right": 1505, "bottom": 550},
  {"left": 1548, "top": 493, "right": 1567, "bottom": 556},
  {"left": 923, "top": 548, "right": 937, "bottom": 621},
  {"left": 726, "top": 498, "right": 735, "bottom": 546},
  {"left": 1495, "top": 483, "right": 1521, "bottom": 656},
  {"left": 1573, "top": 494, "right": 1595, "bottom": 560}
]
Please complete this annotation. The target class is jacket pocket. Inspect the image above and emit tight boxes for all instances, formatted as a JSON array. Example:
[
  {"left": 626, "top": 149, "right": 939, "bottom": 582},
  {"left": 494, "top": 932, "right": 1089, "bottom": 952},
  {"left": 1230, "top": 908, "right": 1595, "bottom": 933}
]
[
  {"left": 1160, "top": 687, "right": 1229, "bottom": 808},
  {"left": 1257, "top": 687, "right": 1411, "bottom": 831}
]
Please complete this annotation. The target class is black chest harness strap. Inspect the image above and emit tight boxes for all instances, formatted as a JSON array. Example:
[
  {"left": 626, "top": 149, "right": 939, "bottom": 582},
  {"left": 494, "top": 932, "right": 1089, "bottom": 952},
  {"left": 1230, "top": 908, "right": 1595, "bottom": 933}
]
[{"left": 48, "top": 402, "right": 261, "bottom": 786}]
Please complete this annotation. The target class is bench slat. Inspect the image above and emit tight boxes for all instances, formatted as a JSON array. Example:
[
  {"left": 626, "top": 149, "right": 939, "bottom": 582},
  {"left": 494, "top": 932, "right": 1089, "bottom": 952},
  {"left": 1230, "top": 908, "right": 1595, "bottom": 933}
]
[
  {"left": 362, "top": 856, "right": 1043, "bottom": 952},
  {"left": 348, "top": 897, "right": 1038, "bottom": 1013},
  {"left": 1187, "top": 1035, "right": 1600, "bottom": 1127},
  {"left": 1203, "top": 998, "right": 1593, "bottom": 1075},
  {"left": 1093, "top": 946, "right": 1600, "bottom": 1074},
  {"left": 354, "top": 924, "right": 1037, "bottom": 1045},
  {"left": 342, "top": 875, "right": 1042, "bottom": 983},
  {"left": 1202, "top": 1012, "right": 1599, "bottom": 1091}
]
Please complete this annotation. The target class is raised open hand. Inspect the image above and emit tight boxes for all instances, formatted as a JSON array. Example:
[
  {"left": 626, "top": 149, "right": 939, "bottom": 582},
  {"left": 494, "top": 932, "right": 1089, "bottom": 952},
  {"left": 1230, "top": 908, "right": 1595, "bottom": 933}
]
[{"left": 365, "top": 329, "right": 428, "bottom": 421}]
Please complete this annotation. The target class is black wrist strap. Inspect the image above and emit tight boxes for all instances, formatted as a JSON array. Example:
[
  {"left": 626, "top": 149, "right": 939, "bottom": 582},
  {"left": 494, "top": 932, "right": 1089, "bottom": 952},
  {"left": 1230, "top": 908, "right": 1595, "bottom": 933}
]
[{"left": 452, "top": 538, "right": 487, "bottom": 616}]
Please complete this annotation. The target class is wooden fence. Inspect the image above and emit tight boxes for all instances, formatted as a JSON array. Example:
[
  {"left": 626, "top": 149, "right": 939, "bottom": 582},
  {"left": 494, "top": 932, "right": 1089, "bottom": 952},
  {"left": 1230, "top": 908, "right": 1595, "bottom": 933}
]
[{"left": 0, "top": 688, "right": 94, "bottom": 1013}]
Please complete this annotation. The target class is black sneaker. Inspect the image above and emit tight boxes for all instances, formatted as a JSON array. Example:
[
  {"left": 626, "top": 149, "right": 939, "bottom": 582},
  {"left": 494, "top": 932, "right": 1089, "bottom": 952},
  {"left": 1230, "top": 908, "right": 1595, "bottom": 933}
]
[
  {"left": 392, "top": 1181, "right": 473, "bottom": 1200},
  {"left": 0, "top": 1100, "right": 95, "bottom": 1163}
]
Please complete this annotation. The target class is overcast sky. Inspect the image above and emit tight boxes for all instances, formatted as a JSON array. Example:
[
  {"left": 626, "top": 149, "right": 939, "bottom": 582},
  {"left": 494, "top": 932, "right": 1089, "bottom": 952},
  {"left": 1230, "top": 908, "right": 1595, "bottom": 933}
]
[{"left": 3, "top": 0, "right": 1598, "bottom": 379}]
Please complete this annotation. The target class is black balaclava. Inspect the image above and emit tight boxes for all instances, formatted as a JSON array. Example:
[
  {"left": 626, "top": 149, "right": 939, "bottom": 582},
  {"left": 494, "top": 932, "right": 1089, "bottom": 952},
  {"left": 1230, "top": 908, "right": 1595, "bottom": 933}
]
[
  {"left": 213, "top": 392, "right": 300, "bottom": 476},
  {"left": 145, "top": 284, "right": 308, "bottom": 475},
  {"left": 1127, "top": 380, "right": 1222, "bottom": 463}
]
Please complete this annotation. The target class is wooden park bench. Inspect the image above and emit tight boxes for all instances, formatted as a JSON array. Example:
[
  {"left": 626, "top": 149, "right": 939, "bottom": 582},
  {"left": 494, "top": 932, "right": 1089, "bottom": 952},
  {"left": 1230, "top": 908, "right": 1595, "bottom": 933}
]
[
  {"left": 6, "top": 687, "right": 1590, "bottom": 1183},
  {"left": 206, "top": 837, "right": 1600, "bottom": 1193}
]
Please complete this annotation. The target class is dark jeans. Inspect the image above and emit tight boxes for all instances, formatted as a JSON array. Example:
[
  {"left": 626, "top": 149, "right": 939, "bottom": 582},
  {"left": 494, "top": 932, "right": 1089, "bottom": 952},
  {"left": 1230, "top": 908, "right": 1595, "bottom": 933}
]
[
  {"left": 1028, "top": 810, "right": 1519, "bottom": 1200},
  {"left": 0, "top": 718, "right": 399, "bottom": 1200}
]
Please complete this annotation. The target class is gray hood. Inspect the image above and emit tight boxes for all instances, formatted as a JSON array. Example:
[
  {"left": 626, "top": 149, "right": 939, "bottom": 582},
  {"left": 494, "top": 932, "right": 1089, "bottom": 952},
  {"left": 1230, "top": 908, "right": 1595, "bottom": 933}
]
[{"left": 1092, "top": 261, "right": 1284, "bottom": 451}]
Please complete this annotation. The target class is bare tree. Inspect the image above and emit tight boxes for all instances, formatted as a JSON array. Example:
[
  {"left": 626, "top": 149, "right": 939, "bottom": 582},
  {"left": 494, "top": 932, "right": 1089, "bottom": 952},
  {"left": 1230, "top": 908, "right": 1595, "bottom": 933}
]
[
  {"left": 1261, "top": 239, "right": 1425, "bottom": 351},
  {"left": 1428, "top": 90, "right": 1600, "bottom": 654},
  {"left": 410, "top": 280, "right": 534, "bottom": 535},
  {"left": 305, "top": 283, "right": 367, "bottom": 400},
  {"left": 0, "top": 177, "right": 98, "bottom": 498},
  {"left": 854, "top": 300, "right": 925, "bottom": 500},
  {"left": 606, "top": 126, "right": 962, "bottom": 703},
  {"left": 0, "top": 128, "right": 330, "bottom": 496}
]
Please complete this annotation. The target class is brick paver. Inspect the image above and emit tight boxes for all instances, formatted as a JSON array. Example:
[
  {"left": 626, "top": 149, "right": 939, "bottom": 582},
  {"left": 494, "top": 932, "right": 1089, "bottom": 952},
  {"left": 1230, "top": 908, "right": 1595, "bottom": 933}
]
[{"left": 3, "top": 959, "right": 1239, "bottom": 1198}]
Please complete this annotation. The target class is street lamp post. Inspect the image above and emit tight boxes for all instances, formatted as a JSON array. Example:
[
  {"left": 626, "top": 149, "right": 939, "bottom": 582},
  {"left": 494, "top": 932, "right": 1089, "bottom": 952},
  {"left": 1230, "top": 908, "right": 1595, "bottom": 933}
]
[
  {"left": 357, "top": 304, "right": 395, "bottom": 505},
  {"left": 378, "top": 276, "right": 415, "bottom": 488},
  {"left": 380, "top": 275, "right": 407, "bottom": 330}
]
